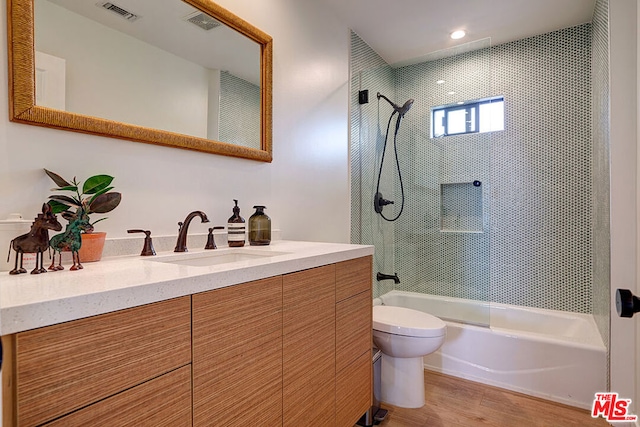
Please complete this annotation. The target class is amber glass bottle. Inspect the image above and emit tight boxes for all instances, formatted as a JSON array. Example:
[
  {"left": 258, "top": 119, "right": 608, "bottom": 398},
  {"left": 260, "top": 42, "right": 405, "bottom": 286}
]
[
  {"left": 248, "top": 205, "right": 271, "bottom": 246},
  {"left": 227, "top": 199, "right": 245, "bottom": 247}
]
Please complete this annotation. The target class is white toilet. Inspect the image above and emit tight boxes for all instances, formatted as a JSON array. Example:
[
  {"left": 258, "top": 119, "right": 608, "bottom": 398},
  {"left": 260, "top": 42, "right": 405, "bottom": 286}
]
[{"left": 372, "top": 305, "right": 446, "bottom": 408}]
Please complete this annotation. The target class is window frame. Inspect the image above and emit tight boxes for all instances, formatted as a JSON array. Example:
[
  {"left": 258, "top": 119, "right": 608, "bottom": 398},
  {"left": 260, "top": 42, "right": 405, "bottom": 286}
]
[{"left": 432, "top": 96, "right": 504, "bottom": 138}]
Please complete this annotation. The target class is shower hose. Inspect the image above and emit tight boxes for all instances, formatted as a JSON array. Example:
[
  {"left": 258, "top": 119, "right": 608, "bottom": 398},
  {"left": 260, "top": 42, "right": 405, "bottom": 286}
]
[{"left": 375, "top": 111, "right": 405, "bottom": 222}]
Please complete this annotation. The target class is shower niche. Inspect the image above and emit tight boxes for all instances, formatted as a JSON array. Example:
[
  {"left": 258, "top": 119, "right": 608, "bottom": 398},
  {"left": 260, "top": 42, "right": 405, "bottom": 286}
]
[{"left": 440, "top": 182, "right": 483, "bottom": 233}]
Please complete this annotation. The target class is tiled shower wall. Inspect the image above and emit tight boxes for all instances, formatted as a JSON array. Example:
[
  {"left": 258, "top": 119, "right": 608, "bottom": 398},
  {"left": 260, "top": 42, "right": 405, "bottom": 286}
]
[
  {"left": 395, "top": 44, "right": 492, "bottom": 303},
  {"left": 591, "top": 0, "right": 610, "bottom": 356},
  {"left": 350, "top": 34, "right": 397, "bottom": 296},
  {"left": 351, "top": 16, "right": 610, "bottom": 317},
  {"left": 487, "top": 25, "right": 592, "bottom": 311},
  {"left": 219, "top": 71, "right": 261, "bottom": 149}
]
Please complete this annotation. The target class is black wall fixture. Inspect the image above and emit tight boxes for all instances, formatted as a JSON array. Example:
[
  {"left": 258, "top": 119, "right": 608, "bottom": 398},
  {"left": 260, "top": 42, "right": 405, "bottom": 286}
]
[
  {"left": 359, "top": 90, "right": 369, "bottom": 105},
  {"left": 616, "top": 289, "right": 640, "bottom": 317}
]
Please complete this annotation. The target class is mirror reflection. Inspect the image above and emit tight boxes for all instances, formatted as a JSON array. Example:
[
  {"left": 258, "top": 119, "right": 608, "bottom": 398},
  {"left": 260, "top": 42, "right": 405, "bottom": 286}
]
[{"left": 33, "top": 0, "right": 262, "bottom": 150}]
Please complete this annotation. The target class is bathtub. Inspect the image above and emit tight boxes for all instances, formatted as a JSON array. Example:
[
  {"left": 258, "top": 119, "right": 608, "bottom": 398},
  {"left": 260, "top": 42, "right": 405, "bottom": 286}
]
[{"left": 376, "top": 290, "right": 607, "bottom": 409}]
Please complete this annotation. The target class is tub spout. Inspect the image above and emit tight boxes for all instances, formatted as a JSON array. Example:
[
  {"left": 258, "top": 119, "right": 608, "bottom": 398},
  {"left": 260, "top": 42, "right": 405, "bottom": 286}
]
[{"left": 377, "top": 272, "right": 400, "bottom": 284}]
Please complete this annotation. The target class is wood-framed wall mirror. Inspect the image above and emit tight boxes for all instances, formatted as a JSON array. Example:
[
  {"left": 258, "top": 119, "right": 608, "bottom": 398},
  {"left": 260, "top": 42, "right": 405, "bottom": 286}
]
[{"left": 8, "top": 0, "right": 273, "bottom": 162}]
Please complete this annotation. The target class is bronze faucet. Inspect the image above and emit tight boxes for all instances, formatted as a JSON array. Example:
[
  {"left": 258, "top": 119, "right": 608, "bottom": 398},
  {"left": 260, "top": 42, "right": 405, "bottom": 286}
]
[{"left": 174, "top": 211, "right": 210, "bottom": 252}]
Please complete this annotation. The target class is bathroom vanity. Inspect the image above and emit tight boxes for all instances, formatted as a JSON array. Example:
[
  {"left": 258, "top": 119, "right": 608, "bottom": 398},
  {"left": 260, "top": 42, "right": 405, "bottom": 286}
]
[{"left": 0, "top": 241, "right": 373, "bottom": 427}]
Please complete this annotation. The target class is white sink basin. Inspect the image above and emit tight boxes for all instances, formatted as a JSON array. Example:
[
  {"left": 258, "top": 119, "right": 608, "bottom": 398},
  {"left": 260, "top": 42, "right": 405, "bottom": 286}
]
[{"left": 148, "top": 249, "right": 290, "bottom": 267}]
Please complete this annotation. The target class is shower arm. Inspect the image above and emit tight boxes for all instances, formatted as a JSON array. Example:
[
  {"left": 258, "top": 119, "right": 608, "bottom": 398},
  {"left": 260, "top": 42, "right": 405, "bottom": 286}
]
[
  {"left": 377, "top": 92, "right": 415, "bottom": 118},
  {"left": 377, "top": 92, "right": 398, "bottom": 110}
]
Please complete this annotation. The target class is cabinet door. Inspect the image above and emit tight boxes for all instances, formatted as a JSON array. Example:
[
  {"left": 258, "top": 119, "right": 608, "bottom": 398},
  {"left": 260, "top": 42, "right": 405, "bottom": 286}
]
[
  {"left": 193, "top": 276, "right": 283, "bottom": 427},
  {"left": 336, "top": 256, "right": 373, "bottom": 426},
  {"left": 9, "top": 296, "right": 191, "bottom": 427},
  {"left": 43, "top": 366, "right": 192, "bottom": 427},
  {"left": 336, "top": 351, "right": 372, "bottom": 427},
  {"left": 283, "top": 265, "right": 336, "bottom": 426},
  {"left": 336, "top": 292, "right": 372, "bottom": 426},
  {"left": 336, "top": 289, "right": 371, "bottom": 374}
]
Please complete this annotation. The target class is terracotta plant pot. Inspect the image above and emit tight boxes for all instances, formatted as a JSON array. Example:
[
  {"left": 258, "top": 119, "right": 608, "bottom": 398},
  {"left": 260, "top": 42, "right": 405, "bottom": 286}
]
[{"left": 78, "top": 232, "right": 107, "bottom": 262}]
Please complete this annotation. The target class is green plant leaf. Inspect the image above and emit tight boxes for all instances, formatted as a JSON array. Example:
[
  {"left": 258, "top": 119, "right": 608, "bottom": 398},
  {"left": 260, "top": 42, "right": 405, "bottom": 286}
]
[
  {"left": 88, "top": 192, "right": 121, "bottom": 214},
  {"left": 48, "top": 195, "right": 82, "bottom": 208},
  {"left": 47, "top": 200, "right": 71, "bottom": 214},
  {"left": 83, "top": 175, "right": 114, "bottom": 195},
  {"left": 44, "top": 169, "right": 71, "bottom": 187}
]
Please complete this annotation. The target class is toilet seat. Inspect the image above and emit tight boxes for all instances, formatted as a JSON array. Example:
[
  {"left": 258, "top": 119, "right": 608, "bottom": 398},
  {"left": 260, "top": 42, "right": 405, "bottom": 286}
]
[{"left": 373, "top": 305, "right": 445, "bottom": 338}]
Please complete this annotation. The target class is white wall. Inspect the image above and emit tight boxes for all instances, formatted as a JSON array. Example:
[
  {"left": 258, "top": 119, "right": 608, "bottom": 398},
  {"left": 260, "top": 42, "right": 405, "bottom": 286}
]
[
  {"left": 609, "top": 0, "right": 638, "bottom": 423},
  {"left": 0, "top": 0, "right": 351, "bottom": 244},
  {"left": 637, "top": 1, "right": 640, "bottom": 420},
  {"left": 223, "top": 0, "right": 352, "bottom": 242}
]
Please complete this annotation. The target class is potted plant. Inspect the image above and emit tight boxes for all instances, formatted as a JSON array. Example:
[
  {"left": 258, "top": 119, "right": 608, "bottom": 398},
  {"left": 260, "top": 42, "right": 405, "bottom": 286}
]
[{"left": 45, "top": 169, "right": 122, "bottom": 262}]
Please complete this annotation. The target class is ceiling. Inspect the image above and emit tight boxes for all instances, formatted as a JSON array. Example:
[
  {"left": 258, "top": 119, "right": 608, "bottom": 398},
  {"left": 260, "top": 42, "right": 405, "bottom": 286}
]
[
  {"left": 319, "top": 0, "right": 597, "bottom": 67},
  {"left": 42, "top": 0, "right": 597, "bottom": 81},
  {"left": 43, "top": 0, "right": 261, "bottom": 84}
]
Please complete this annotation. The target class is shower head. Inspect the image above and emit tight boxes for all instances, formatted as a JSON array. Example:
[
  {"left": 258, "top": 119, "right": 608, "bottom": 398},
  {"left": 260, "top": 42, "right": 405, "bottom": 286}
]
[
  {"left": 398, "top": 99, "right": 414, "bottom": 116},
  {"left": 377, "top": 92, "right": 414, "bottom": 117}
]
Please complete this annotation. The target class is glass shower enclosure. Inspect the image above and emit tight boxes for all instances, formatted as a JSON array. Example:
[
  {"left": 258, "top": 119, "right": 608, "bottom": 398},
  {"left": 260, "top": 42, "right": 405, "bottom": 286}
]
[{"left": 351, "top": 39, "right": 493, "bottom": 327}]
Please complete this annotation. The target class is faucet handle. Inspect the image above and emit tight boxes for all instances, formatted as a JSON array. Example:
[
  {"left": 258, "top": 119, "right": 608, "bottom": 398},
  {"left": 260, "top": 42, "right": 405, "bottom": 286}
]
[
  {"left": 127, "top": 229, "right": 156, "bottom": 256},
  {"left": 205, "top": 226, "right": 225, "bottom": 250}
]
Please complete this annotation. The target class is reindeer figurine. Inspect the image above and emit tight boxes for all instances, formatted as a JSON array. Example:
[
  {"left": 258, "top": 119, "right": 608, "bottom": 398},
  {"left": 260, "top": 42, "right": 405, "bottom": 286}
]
[
  {"left": 49, "top": 212, "right": 94, "bottom": 271},
  {"left": 7, "top": 203, "right": 63, "bottom": 275}
]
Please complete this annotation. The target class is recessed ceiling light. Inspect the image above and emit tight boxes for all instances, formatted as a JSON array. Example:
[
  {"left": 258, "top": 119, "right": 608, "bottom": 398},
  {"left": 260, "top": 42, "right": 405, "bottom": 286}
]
[
  {"left": 450, "top": 30, "right": 466, "bottom": 40},
  {"left": 457, "top": 101, "right": 464, "bottom": 105},
  {"left": 436, "top": 80, "right": 445, "bottom": 84},
  {"left": 448, "top": 91, "right": 456, "bottom": 95}
]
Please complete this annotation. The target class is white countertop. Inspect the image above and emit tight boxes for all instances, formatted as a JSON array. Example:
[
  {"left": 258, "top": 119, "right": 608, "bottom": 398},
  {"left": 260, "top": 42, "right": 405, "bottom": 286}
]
[{"left": 0, "top": 240, "right": 373, "bottom": 335}]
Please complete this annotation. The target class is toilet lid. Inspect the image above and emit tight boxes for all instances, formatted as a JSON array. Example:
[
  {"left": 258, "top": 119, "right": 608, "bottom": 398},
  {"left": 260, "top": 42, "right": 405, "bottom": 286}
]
[{"left": 373, "top": 305, "right": 446, "bottom": 338}]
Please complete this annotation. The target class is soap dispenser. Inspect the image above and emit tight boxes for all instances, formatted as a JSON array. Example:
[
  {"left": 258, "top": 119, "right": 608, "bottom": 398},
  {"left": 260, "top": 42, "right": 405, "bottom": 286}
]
[
  {"left": 248, "top": 205, "right": 271, "bottom": 246},
  {"left": 227, "top": 199, "right": 246, "bottom": 247}
]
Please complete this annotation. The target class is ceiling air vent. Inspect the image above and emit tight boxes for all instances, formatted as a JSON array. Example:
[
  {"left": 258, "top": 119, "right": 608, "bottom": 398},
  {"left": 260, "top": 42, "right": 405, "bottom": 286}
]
[
  {"left": 97, "top": 2, "right": 140, "bottom": 22},
  {"left": 184, "top": 11, "right": 222, "bottom": 31}
]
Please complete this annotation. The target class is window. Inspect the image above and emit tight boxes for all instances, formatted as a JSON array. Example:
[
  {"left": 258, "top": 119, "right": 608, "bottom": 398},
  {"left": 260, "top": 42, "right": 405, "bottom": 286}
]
[{"left": 432, "top": 96, "right": 504, "bottom": 138}]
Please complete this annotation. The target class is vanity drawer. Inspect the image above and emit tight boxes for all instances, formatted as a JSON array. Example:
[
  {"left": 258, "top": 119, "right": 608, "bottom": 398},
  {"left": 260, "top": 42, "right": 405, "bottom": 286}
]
[
  {"left": 192, "top": 275, "right": 282, "bottom": 357},
  {"left": 10, "top": 296, "right": 191, "bottom": 427},
  {"left": 283, "top": 264, "right": 335, "bottom": 336},
  {"left": 43, "top": 366, "right": 192, "bottom": 427},
  {"left": 336, "top": 256, "right": 372, "bottom": 302},
  {"left": 336, "top": 289, "right": 372, "bottom": 374}
]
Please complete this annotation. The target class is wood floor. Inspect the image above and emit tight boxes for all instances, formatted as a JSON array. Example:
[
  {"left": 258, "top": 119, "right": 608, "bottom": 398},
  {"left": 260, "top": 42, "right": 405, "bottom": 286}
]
[{"left": 374, "top": 370, "right": 610, "bottom": 427}]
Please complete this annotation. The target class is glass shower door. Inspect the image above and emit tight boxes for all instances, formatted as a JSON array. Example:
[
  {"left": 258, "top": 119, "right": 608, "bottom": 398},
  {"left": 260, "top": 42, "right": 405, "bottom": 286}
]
[
  {"left": 352, "top": 64, "right": 397, "bottom": 299},
  {"left": 352, "top": 41, "right": 493, "bottom": 327}
]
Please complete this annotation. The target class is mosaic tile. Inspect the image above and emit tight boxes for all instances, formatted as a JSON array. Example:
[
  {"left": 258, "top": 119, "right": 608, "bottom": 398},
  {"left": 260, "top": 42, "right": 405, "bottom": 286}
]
[
  {"left": 219, "top": 71, "right": 260, "bottom": 148},
  {"left": 351, "top": 3, "right": 610, "bottom": 385}
]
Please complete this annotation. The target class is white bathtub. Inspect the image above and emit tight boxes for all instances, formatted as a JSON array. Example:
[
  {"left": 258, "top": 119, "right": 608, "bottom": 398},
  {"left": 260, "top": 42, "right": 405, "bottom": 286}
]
[{"left": 376, "top": 290, "right": 607, "bottom": 409}]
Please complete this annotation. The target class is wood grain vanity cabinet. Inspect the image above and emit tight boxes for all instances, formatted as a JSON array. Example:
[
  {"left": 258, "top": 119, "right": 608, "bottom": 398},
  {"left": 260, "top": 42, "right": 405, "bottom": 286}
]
[
  {"left": 2, "top": 256, "right": 372, "bottom": 427},
  {"left": 192, "top": 276, "right": 283, "bottom": 427},
  {"left": 282, "top": 257, "right": 372, "bottom": 427},
  {"left": 2, "top": 296, "right": 191, "bottom": 427},
  {"left": 283, "top": 264, "right": 337, "bottom": 426},
  {"left": 335, "top": 257, "right": 373, "bottom": 426},
  {"left": 41, "top": 366, "right": 192, "bottom": 427}
]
